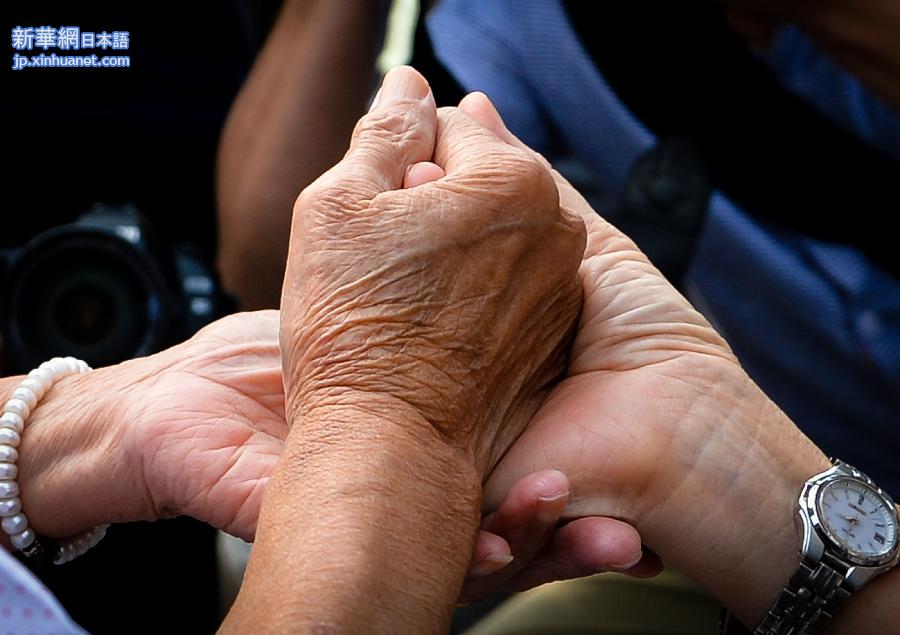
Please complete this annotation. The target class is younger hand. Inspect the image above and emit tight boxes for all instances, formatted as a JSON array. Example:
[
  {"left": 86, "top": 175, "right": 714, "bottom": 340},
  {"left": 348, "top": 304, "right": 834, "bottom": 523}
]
[{"left": 13, "top": 308, "right": 637, "bottom": 590}]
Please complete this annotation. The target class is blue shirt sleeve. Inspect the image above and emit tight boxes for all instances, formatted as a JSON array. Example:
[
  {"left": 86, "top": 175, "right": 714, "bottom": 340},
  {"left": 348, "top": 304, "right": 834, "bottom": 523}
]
[{"left": 427, "top": 0, "right": 552, "bottom": 152}]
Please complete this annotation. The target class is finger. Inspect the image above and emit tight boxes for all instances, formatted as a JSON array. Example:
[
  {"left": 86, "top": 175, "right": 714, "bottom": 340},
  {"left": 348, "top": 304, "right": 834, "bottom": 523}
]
[
  {"left": 404, "top": 161, "right": 445, "bottom": 188},
  {"left": 459, "top": 471, "right": 569, "bottom": 603},
  {"left": 329, "top": 65, "right": 437, "bottom": 198},
  {"left": 467, "top": 531, "right": 513, "bottom": 577},
  {"left": 457, "top": 92, "right": 597, "bottom": 226},
  {"left": 457, "top": 92, "right": 524, "bottom": 150},
  {"left": 620, "top": 547, "right": 665, "bottom": 579},
  {"left": 481, "top": 470, "right": 569, "bottom": 549},
  {"left": 431, "top": 105, "right": 540, "bottom": 179},
  {"left": 503, "top": 516, "right": 646, "bottom": 592},
  {"left": 428, "top": 104, "right": 567, "bottom": 245}
]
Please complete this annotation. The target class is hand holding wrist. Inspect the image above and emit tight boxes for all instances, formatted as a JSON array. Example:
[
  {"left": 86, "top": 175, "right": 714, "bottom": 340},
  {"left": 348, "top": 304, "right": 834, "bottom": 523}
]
[{"left": 457, "top": 93, "right": 833, "bottom": 627}]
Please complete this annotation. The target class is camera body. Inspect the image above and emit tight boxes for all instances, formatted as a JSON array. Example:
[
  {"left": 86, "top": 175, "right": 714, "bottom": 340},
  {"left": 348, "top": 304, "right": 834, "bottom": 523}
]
[{"left": 0, "top": 204, "right": 233, "bottom": 373}]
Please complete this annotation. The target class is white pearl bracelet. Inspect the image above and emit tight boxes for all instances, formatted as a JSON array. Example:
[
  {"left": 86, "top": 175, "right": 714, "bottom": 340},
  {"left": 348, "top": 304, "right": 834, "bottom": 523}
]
[{"left": 1, "top": 356, "right": 109, "bottom": 565}]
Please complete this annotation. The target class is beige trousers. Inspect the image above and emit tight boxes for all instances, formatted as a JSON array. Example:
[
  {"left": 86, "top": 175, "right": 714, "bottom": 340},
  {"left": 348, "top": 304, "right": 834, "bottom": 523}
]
[{"left": 464, "top": 570, "right": 723, "bottom": 635}]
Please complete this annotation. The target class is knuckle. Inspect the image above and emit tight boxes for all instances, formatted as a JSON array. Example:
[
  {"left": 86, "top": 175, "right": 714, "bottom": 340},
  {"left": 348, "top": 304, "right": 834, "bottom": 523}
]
[
  {"left": 512, "top": 149, "right": 547, "bottom": 182},
  {"left": 507, "top": 148, "right": 556, "bottom": 192},
  {"left": 558, "top": 210, "right": 588, "bottom": 255},
  {"left": 293, "top": 182, "right": 322, "bottom": 216},
  {"left": 502, "top": 150, "right": 558, "bottom": 205},
  {"left": 293, "top": 178, "right": 362, "bottom": 221},
  {"left": 354, "top": 108, "right": 425, "bottom": 147}
]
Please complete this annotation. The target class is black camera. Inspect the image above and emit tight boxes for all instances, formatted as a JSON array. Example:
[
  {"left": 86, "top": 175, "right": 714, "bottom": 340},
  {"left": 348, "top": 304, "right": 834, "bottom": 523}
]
[{"left": 0, "top": 204, "right": 233, "bottom": 372}]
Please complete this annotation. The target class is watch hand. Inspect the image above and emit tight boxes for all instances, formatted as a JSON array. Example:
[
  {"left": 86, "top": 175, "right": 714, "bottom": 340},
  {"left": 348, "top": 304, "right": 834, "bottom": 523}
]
[{"left": 839, "top": 514, "right": 861, "bottom": 526}]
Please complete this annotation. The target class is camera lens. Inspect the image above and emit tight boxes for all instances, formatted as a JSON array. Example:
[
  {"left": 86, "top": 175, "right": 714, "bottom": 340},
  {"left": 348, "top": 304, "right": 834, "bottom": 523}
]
[
  {"left": 43, "top": 258, "right": 145, "bottom": 352},
  {"left": 52, "top": 278, "right": 117, "bottom": 346},
  {"left": 3, "top": 235, "right": 161, "bottom": 370}
]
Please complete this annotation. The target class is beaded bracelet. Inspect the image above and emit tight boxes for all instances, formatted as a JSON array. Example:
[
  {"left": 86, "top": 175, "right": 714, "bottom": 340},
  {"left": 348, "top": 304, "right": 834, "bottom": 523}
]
[{"left": 0, "top": 356, "right": 109, "bottom": 565}]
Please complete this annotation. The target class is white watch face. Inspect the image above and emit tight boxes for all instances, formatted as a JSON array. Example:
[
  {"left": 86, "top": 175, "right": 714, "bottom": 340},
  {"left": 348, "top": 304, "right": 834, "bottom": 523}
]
[{"left": 817, "top": 478, "right": 898, "bottom": 561}]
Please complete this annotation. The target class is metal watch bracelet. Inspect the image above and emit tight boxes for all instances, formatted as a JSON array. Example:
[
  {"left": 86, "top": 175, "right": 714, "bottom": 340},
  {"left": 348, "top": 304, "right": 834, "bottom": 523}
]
[
  {"left": 720, "top": 556, "right": 852, "bottom": 635},
  {"left": 752, "top": 556, "right": 852, "bottom": 634},
  {"left": 723, "top": 459, "right": 899, "bottom": 635}
]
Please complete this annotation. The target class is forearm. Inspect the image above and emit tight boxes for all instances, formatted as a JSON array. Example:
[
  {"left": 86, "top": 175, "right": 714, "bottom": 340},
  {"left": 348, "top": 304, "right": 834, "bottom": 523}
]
[
  {"left": 0, "top": 361, "right": 157, "bottom": 547},
  {"left": 634, "top": 363, "right": 899, "bottom": 631},
  {"left": 222, "top": 400, "right": 482, "bottom": 634},
  {"left": 217, "top": 0, "right": 386, "bottom": 309},
  {"left": 727, "top": 0, "right": 900, "bottom": 110},
  {"left": 798, "top": 1, "right": 900, "bottom": 111}
]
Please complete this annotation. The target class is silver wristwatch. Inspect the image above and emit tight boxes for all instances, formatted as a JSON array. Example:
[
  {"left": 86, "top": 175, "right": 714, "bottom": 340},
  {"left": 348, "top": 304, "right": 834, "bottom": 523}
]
[{"left": 754, "top": 459, "right": 900, "bottom": 634}]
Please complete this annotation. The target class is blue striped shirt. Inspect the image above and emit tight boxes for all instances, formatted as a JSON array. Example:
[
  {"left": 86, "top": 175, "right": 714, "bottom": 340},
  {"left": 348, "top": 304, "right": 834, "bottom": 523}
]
[{"left": 429, "top": 0, "right": 900, "bottom": 493}]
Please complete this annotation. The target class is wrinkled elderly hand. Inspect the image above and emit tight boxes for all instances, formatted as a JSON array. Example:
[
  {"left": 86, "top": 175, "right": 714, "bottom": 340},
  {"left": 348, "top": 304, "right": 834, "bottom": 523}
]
[
  {"left": 279, "top": 69, "right": 585, "bottom": 477},
  {"left": 460, "top": 93, "right": 831, "bottom": 625},
  {"left": 226, "top": 68, "right": 651, "bottom": 632}
]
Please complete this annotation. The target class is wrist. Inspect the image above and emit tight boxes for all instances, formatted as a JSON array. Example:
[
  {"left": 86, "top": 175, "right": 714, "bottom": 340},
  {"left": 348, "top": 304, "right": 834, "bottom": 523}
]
[
  {"left": 2, "top": 358, "right": 158, "bottom": 545},
  {"left": 635, "top": 362, "right": 830, "bottom": 625},
  {"left": 225, "top": 400, "right": 482, "bottom": 633}
]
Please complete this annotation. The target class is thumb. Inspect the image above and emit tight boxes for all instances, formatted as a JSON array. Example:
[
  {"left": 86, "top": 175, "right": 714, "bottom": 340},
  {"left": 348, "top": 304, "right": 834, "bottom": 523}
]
[{"left": 333, "top": 66, "right": 437, "bottom": 198}]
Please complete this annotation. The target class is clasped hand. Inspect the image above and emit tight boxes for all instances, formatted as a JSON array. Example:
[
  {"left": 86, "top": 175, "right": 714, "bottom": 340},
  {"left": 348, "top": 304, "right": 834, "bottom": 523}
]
[{"left": 15, "top": 66, "right": 651, "bottom": 605}]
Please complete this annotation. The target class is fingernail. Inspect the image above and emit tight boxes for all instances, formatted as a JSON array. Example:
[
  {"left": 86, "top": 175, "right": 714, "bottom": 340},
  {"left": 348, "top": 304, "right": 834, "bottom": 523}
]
[
  {"left": 536, "top": 490, "right": 569, "bottom": 523},
  {"left": 610, "top": 549, "right": 643, "bottom": 571},
  {"left": 379, "top": 66, "right": 430, "bottom": 103},
  {"left": 469, "top": 553, "right": 514, "bottom": 577},
  {"left": 368, "top": 87, "right": 382, "bottom": 112},
  {"left": 537, "top": 490, "right": 568, "bottom": 504}
]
